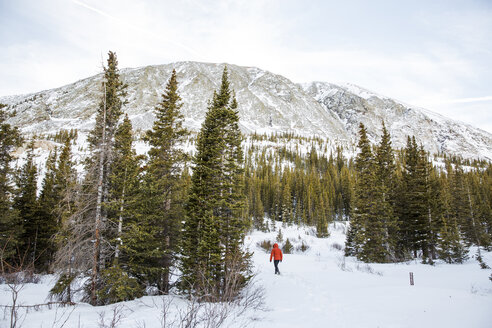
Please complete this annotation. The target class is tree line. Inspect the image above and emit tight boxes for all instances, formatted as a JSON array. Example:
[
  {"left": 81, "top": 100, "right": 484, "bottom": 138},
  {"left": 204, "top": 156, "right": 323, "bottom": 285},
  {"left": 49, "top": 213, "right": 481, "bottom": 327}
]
[
  {"left": 346, "top": 123, "right": 491, "bottom": 264},
  {"left": 241, "top": 123, "right": 491, "bottom": 265}
]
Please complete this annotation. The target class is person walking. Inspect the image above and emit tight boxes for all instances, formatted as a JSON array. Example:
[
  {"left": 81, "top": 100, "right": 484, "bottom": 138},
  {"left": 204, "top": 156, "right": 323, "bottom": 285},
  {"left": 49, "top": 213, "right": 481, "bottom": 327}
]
[{"left": 270, "top": 243, "right": 283, "bottom": 274}]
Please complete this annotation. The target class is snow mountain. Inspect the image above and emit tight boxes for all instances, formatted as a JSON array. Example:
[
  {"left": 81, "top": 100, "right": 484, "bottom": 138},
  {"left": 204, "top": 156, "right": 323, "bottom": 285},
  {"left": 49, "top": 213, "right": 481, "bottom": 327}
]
[
  {"left": 302, "top": 82, "right": 492, "bottom": 160},
  {"left": 1, "top": 62, "right": 491, "bottom": 160}
]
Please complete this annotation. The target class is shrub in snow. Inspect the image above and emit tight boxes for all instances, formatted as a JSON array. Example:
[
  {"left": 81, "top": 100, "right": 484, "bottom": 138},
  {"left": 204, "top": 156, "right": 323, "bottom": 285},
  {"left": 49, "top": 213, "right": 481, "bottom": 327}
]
[
  {"left": 355, "top": 263, "right": 383, "bottom": 276},
  {"left": 336, "top": 255, "right": 351, "bottom": 272},
  {"left": 283, "top": 239, "right": 293, "bottom": 254},
  {"left": 330, "top": 243, "right": 344, "bottom": 251},
  {"left": 258, "top": 240, "right": 273, "bottom": 252},
  {"left": 476, "top": 253, "right": 490, "bottom": 269},
  {"left": 50, "top": 273, "right": 76, "bottom": 303},
  {"left": 296, "top": 241, "right": 310, "bottom": 253},
  {"left": 305, "top": 227, "right": 317, "bottom": 236},
  {"left": 276, "top": 229, "right": 284, "bottom": 243},
  {"left": 96, "top": 265, "right": 144, "bottom": 305}
]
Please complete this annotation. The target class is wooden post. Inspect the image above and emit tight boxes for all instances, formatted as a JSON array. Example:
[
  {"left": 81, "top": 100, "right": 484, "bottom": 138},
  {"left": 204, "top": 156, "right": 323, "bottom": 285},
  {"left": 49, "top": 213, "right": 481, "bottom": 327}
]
[{"left": 409, "top": 272, "right": 414, "bottom": 285}]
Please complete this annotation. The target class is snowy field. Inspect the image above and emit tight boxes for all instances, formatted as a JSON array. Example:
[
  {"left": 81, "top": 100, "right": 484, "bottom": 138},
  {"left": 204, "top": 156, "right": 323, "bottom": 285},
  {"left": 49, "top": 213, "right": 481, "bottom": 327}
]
[{"left": 1, "top": 221, "right": 491, "bottom": 328}]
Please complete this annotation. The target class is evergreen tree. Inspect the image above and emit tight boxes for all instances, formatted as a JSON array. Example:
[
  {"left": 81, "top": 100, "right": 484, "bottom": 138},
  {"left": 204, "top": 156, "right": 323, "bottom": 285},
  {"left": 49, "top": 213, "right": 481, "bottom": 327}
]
[
  {"left": 107, "top": 115, "right": 141, "bottom": 263},
  {"left": 36, "top": 149, "right": 60, "bottom": 272},
  {"left": 398, "top": 137, "right": 430, "bottom": 260},
  {"left": 99, "top": 115, "right": 144, "bottom": 304},
  {"left": 50, "top": 137, "right": 79, "bottom": 303},
  {"left": 316, "top": 208, "right": 329, "bottom": 238},
  {"left": 346, "top": 123, "right": 384, "bottom": 260},
  {"left": 425, "top": 163, "right": 444, "bottom": 262},
  {"left": 448, "top": 163, "right": 474, "bottom": 243},
  {"left": 129, "top": 69, "right": 189, "bottom": 295},
  {"left": 180, "top": 66, "right": 250, "bottom": 300},
  {"left": 283, "top": 238, "right": 294, "bottom": 254},
  {"left": 14, "top": 142, "right": 40, "bottom": 268},
  {"left": 437, "top": 203, "right": 468, "bottom": 263},
  {"left": 0, "top": 104, "right": 23, "bottom": 269},
  {"left": 251, "top": 175, "right": 265, "bottom": 227},
  {"left": 374, "top": 121, "right": 398, "bottom": 260},
  {"left": 54, "top": 137, "right": 78, "bottom": 222},
  {"left": 339, "top": 165, "right": 353, "bottom": 219},
  {"left": 450, "top": 163, "right": 490, "bottom": 266},
  {"left": 279, "top": 170, "right": 293, "bottom": 223},
  {"left": 467, "top": 171, "right": 492, "bottom": 249},
  {"left": 431, "top": 162, "right": 467, "bottom": 264},
  {"left": 81, "top": 51, "right": 127, "bottom": 305}
]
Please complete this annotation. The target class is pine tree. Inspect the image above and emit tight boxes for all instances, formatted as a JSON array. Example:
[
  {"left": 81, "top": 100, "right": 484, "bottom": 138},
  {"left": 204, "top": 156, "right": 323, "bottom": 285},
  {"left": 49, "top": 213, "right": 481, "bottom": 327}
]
[
  {"left": 396, "top": 137, "right": 427, "bottom": 259},
  {"left": 346, "top": 123, "right": 387, "bottom": 262},
  {"left": 339, "top": 165, "right": 353, "bottom": 219},
  {"left": 283, "top": 238, "right": 293, "bottom": 254},
  {"left": 346, "top": 124, "right": 369, "bottom": 257},
  {"left": 50, "top": 137, "right": 79, "bottom": 303},
  {"left": 127, "top": 69, "right": 189, "bottom": 295},
  {"left": 107, "top": 115, "right": 141, "bottom": 263},
  {"left": 54, "top": 138, "right": 78, "bottom": 222},
  {"left": 0, "top": 104, "right": 23, "bottom": 269},
  {"left": 279, "top": 170, "right": 293, "bottom": 223},
  {"left": 81, "top": 51, "right": 127, "bottom": 305},
  {"left": 316, "top": 208, "right": 329, "bottom": 238},
  {"left": 448, "top": 163, "right": 473, "bottom": 244},
  {"left": 467, "top": 171, "right": 492, "bottom": 249},
  {"left": 36, "top": 149, "right": 60, "bottom": 272},
  {"left": 14, "top": 142, "right": 40, "bottom": 268},
  {"left": 373, "top": 122, "right": 398, "bottom": 261},
  {"left": 180, "top": 66, "right": 250, "bottom": 300},
  {"left": 252, "top": 175, "right": 265, "bottom": 227},
  {"left": 425, "top": 163, "right": 444, "bottom": 262},
  {"left": 437, "top": 215, "right": 468, "bottom": 263},
  {"left": 98, "top": 115, "right": 144, "bottom": 304}
]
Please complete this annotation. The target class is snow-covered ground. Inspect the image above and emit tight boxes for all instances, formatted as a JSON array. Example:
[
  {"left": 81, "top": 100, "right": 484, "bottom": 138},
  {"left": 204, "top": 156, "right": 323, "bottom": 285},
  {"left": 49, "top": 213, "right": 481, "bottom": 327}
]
[
  {"left": 1, "top": 221, "right": 491, "bottom": 328},
  {"left": 248, "top": 222, "right": 492, "bottom": 328}
]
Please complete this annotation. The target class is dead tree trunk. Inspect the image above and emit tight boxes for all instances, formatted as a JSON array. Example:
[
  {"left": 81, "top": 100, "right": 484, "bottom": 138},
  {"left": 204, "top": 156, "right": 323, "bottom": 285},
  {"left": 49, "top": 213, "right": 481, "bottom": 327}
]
[
  {"left": 91, "top": 82, "right": 107, "bottom": 306},
  {"left": 114, "top": 168, "right": 127, "bottom": 263}
]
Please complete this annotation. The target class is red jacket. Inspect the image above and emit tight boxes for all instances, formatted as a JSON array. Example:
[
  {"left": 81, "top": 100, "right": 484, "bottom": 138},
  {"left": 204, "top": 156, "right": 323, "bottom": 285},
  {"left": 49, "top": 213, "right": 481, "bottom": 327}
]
[{"left": 270, "top": 243, "right": 283, "bottom": 261}]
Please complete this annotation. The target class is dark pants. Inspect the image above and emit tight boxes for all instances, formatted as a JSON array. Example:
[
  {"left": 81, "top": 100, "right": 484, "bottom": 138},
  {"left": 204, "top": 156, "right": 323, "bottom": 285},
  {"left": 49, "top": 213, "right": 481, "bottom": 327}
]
[{"left": 274, "top": 260, "right": 280, "bottom": 274}]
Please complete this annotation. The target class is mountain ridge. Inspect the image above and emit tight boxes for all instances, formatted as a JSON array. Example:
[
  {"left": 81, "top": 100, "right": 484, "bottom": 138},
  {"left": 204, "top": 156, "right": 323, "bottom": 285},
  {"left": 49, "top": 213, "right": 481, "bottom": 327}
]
[{"left": 1, "top": 61, "right": 491, "bottom": 160}]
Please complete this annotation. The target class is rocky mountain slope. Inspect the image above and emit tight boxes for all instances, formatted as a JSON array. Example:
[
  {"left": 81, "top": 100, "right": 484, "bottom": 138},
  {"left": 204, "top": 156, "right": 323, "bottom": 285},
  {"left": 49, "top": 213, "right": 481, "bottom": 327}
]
[
  {"left": 302, "top": 82, "right": 492, "bottom": 159},
  {"left": 1, "top": 62, "right": 491, "bottom": 160}
]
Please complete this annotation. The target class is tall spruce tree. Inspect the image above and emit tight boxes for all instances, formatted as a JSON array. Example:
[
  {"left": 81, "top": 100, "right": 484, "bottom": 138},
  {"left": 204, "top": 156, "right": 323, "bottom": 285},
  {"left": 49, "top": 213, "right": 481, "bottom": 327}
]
[
  {"left": 345, "top": 123, "right": 384, "bottom": 261},
  {"left": 467, "top": 171, "right": 492, "bottom": 249},
  {"left": 50, "top": 137, "right": 79, "bottom": 303},
  {"left": 425, "top": 162, "right": 444, "bottom": 262},
  {"left": 450, "top": 163, "right": 490, "bottom": 266},
  {"left": 99, "top": 115, "right": 144, "bottom": 304},
  {"left": 374, "top": 122, "right": 398, "bottom": 261},
  {"left": 36, "top": 149, "right": 60, "bottom": 272},
  {"left": 437, "top": 216, "right": 468, "bottom": 263},
  {"left": 279, "top": 170, "right": 293, "bottom": 223},
  {"left": 180, "top": 66, "right": 249, "bottom": 300},
  {"left": 82, "top": 51, "right": 127, "bottom": 305},
  {"left": 14, "top": 142, "right": 40, "bottom": 268},
  {"left": 128, "top": 69, "right": 189, "bottom": 295},
  {"left": 54, "top": 138, "right": 78, "bottom": 224},
  {"left": 437, "top": 169, "right": 468, "bottom": 263},
  {"left": 0, "top": 104, "right": 23, "bottom": 269},
  {"left": 398, "top": 137, "right": 431, "bottom": 260}
]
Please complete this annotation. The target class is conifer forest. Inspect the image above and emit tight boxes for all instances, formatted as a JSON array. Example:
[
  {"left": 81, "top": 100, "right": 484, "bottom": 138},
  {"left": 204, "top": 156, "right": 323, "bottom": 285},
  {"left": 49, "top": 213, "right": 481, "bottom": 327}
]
[{"left": 1, "top": 52, "right": 491, "bottom": 308}]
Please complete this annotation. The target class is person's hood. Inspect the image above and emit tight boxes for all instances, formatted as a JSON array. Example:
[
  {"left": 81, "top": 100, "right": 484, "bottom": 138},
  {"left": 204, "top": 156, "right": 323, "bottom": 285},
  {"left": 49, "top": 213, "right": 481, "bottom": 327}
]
[{"left": 273, "top": 243, "right": 279, "bottom": 248}]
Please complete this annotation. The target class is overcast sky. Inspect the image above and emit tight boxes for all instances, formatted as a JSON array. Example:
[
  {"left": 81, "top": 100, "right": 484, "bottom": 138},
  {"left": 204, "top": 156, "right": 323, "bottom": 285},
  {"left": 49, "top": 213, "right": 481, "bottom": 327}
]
[{"left": 1, "top": 0, "right": 491, "bottom": 133}]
